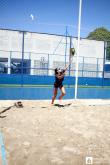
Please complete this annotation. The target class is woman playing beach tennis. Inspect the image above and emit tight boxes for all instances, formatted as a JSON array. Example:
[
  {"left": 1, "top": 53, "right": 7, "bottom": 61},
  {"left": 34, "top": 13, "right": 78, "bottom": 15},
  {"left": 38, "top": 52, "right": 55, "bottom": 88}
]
[{"left": 51, "top": 48, "right": 75, "bottom": 104}]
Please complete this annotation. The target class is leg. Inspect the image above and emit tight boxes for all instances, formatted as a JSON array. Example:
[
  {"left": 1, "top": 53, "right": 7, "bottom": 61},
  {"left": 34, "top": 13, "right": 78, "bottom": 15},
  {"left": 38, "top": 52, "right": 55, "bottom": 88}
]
[
  {"left": 59, "top": 86, "right": 66, "bottom": 101},
  {"left": 51, "top": 88, "right": 58, "bottom": 104}
]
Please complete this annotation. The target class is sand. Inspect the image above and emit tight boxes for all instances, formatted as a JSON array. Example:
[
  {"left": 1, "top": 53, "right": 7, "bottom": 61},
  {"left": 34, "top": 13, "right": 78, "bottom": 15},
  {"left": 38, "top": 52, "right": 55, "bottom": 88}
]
[{"left": 0, "top": 99, "right": 110, "bottom": 165}]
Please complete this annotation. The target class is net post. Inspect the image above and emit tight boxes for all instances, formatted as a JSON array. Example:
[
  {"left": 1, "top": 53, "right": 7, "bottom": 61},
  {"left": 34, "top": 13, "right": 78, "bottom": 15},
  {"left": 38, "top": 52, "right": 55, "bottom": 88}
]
[{"left": 75, "top": 0, "right": 82, "bottom": 99}]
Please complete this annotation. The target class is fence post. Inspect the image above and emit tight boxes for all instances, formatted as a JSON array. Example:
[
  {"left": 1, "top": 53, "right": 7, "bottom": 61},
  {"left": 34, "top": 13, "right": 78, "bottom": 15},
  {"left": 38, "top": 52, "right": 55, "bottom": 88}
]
[
  {"left": 96, "top": 58, "right": 99, "bottom": 78},
  {"left": 21, "top": 31, "right": 25, "bottom": 87},
  {"left": 82, "top": 56, "right": 84, "bottom": 77},
  {"left": 29, "top": 52, "right": 31, "bottom": 75},
  {"left": 48, "top": 54, "right": 49, "bottom": 76},
  {"left": 8, "top": 51, "right": 11, "bottom": 74},
  {"left": 69, "top": 36, "right": 72, "bottom": 76},
  {"left": 102, "top": 41, "right": 107, "bottom": 87},
  {"left": 65, "top": 26, "right": 68, "bottom": 67}
]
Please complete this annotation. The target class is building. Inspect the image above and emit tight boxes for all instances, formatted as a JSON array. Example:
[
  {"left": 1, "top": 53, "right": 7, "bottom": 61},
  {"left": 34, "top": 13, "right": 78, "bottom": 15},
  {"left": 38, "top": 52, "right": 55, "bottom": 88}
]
[{"left": 0, "top": 28, "right": 105, "bottom": 77}]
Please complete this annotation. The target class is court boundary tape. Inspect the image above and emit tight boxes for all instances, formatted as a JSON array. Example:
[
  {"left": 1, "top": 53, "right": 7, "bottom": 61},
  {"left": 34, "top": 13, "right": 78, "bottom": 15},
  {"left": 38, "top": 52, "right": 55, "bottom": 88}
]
[{"left": 0, "top": 130, "right": 7, "bottom": 165}]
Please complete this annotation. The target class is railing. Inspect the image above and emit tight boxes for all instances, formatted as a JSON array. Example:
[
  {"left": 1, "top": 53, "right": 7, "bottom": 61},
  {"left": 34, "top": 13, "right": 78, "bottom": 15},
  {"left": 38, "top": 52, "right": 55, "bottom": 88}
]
[{"left": 0, "top": 50, "right": 106, "bottom": 78}]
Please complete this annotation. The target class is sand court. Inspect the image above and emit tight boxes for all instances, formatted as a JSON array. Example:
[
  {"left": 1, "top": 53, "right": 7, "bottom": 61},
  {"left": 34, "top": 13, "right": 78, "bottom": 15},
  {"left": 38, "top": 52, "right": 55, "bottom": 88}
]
[{"left": 0, "top": 99, "right": 110, "bottom": 165}]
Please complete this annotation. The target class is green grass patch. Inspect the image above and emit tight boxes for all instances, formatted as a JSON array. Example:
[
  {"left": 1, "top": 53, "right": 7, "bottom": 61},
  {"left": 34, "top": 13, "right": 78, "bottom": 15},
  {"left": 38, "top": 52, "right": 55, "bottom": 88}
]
[{"left": 0, "top": 84, "right": 110, "bottom": 89}]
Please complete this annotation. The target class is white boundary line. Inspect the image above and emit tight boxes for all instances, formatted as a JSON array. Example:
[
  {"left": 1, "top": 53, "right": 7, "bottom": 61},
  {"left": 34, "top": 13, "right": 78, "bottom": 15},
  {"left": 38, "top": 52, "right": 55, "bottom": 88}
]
[{"left": 0, "top": 130, "right": 7, "bottom": 165}]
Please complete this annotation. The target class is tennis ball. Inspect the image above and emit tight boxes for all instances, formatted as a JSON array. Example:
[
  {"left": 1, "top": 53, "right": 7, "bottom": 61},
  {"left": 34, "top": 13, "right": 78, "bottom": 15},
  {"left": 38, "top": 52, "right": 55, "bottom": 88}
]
[{"left": 71, "top": 48, "right": 75, "bottom": 56}]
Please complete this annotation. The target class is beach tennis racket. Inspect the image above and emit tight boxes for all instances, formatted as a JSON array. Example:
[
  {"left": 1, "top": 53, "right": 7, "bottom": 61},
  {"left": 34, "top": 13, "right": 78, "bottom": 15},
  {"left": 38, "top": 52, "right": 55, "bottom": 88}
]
[
  {"left": 69, "top": 47, "right": 75, "bottom": 65},
  {"left": 70, "top": 48, "right": 75, "bottom": 57},
  {"left": 64, "top": 48, "right": 76, "bottom": 70}
]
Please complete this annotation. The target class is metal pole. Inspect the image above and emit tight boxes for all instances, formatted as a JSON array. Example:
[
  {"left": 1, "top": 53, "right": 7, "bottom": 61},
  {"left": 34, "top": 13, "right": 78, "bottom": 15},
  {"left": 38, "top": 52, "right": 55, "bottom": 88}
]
[
  {"left": 82, "top": 56, "right": 84, "bottom": 77},
  {"left": 8, "top": 51, "right": 11, "bottom": 74},
  {"left": 69, "top": 36, "right": 72, "bottom": 76},
  {"left": 65, "top": 26, "right": 68, "bottom": 67},
  {"left": 48, "top": 54, "right": 49, "bottom": 75},
  {"left": 75, "top": 0, "right": 82, "bottom": 99},
  {"left": 96, "top": 58, "right": 98, "bottom": 78},
  {"left": 21, "top": 31, "right": 25, "bottom": 87},
  {"left": 102, "top": 41, "right": 106, "bottom": 87}
]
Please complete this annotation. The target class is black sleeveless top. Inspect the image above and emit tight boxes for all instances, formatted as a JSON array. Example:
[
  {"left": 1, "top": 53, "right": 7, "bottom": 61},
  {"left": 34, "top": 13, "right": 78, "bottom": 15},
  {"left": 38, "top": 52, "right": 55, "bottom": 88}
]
[{"left": 54, "top": 68, "right": 65, "bottom": 84}]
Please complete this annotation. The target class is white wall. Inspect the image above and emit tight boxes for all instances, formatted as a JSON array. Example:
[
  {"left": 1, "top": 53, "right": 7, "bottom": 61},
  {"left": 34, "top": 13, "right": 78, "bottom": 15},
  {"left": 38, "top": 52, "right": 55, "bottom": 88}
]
[{"left": 0, "top": 29, "right": 104, "bottom": 76}]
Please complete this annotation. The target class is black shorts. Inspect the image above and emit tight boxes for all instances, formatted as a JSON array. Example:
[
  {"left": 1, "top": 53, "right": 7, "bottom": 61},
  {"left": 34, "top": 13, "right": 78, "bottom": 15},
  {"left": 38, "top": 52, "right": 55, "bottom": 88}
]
[{"left": 54, "top": 82, "right": 63, "bottom": 89}]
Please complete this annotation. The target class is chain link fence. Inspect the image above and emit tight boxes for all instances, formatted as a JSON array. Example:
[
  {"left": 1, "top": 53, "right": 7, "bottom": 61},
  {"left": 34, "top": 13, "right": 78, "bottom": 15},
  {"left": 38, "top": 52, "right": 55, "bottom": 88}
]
[{"left": 0, "top": 50, "right": 104, "bottom": 78}]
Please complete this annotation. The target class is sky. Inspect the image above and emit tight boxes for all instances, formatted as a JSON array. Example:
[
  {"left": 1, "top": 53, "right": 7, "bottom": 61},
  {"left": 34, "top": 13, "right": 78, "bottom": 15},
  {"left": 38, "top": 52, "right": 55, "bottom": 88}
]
[{"left": 0, "top": 0, "right": 110, "bottom": 38}]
